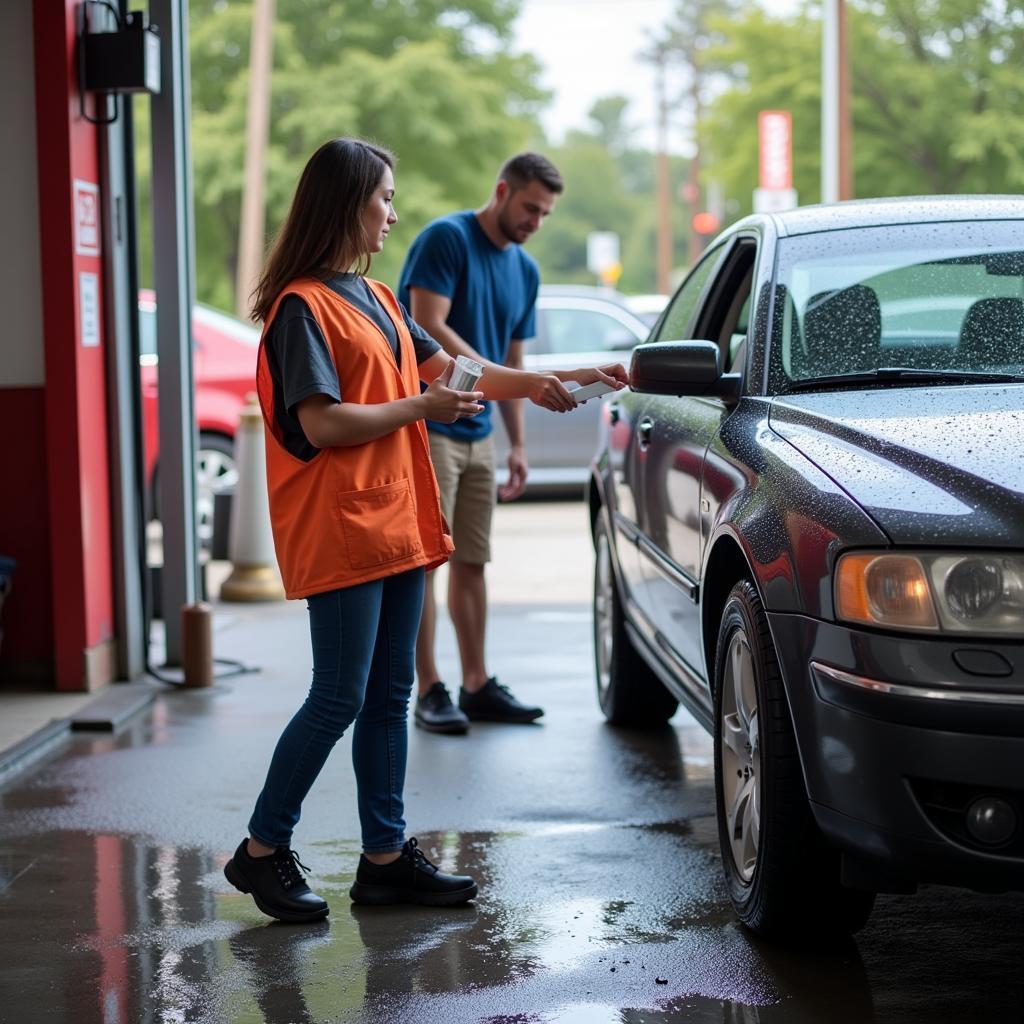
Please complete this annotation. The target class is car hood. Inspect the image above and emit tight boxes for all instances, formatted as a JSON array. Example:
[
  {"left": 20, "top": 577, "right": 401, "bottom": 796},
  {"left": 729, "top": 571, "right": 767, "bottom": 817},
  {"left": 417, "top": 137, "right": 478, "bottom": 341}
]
[{"left": 768, "top": 383, "right": 1024, "bottom": 546}]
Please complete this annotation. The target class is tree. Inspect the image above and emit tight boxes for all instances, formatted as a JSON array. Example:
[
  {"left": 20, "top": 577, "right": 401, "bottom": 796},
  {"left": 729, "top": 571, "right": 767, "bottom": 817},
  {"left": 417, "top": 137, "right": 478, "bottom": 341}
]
[
  {"left": 159, "top": 1, "right": 547, "bottom": 312},
  {"left": 700, "top": 1, "right": 1024, "bottom": 222},
  {"left": 524, "top": 97, "right": 692, "bottom": 293}
]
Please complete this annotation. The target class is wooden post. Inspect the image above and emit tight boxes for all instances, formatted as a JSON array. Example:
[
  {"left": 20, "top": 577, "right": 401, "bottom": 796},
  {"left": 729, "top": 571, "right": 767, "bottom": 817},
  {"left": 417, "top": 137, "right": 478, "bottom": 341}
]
[{"left": 235, "top": 0, "right": 275, "bottom": 320}]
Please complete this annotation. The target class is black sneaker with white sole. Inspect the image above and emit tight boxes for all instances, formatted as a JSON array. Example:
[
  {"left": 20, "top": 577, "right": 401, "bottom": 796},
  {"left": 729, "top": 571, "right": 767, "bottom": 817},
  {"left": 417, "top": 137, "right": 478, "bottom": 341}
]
[
  {"left": 349, "top": 838, "right": 478, "bottom": 906},
  {"left": 224, "top": 839, "right": 330, "bottom": 922}
]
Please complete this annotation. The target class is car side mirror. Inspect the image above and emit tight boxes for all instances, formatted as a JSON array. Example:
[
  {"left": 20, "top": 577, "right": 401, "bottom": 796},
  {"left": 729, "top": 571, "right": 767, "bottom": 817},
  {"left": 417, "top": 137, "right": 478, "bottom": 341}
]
[{"left": 630, "top": 340, "right": 742, "bottom": 402}]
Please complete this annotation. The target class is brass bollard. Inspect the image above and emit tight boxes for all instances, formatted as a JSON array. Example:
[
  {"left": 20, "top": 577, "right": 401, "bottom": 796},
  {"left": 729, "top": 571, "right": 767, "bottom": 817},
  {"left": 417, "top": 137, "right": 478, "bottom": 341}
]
[{"left": 181, "top": 601, "right": 214, "bottom": 688}]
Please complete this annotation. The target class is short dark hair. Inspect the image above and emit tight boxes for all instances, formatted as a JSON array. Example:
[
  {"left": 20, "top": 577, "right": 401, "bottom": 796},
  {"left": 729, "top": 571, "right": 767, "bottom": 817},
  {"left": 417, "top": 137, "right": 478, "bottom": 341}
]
[
  {"left": 498, "top": 152, "right": 564, "bottom": 195},
  {"left": 251, "top": 137, "right": 395, "bottom": 322}
]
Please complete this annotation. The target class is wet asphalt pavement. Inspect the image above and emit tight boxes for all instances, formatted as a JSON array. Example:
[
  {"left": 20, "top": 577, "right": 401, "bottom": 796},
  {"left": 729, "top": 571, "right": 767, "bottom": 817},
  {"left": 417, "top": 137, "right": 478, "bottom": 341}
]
[{"left": 1, "top": 502, "right": 1023, "bottom": 1023}]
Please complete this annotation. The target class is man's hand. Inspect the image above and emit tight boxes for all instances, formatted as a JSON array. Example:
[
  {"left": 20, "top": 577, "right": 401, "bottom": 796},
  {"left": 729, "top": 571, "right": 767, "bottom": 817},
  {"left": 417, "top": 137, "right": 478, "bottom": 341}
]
[
  {"left": 421, "top": 360, "right": 484, "bottom": 423},
  {"left": 562, "top": 363, "right": 630, "bottom": 391},
  {"left": 499, "top": 444, "right": 528, "bottom": 502}
]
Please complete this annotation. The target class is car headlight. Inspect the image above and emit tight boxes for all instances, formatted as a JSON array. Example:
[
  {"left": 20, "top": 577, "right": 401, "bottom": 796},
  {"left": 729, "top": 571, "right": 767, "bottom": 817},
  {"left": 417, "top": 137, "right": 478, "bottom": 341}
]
[{"left": 835, "top": 551, "right": 1024, "bottom": 635}]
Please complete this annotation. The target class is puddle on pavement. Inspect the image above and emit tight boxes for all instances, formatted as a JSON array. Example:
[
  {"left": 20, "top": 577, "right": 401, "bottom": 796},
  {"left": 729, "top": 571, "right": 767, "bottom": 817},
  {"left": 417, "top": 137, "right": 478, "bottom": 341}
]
[{"left": 2, "top": 824, "right": 1024, "bottom": 1023}]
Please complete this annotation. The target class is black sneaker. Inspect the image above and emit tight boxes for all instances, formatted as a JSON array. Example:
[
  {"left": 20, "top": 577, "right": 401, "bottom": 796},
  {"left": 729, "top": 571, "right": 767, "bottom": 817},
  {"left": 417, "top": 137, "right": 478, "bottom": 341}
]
[
  {"left": 414, "top": 682, "right": 470, "bottom": 734},
  {"left": 349, "top": 838, "right": 478, "bottom": 906},
  {"left": 224, "top": 839, "right": 330, "bottom": 923},
  {"left": 459, "top": 677, "right": 544, "bottom": 723}
]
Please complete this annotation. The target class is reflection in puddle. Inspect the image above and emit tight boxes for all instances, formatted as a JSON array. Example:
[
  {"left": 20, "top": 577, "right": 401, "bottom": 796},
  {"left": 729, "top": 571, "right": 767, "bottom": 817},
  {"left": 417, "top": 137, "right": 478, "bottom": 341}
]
[
  {"left": 2, "top": 823, "right": 1022, "bottom": 1023},
  {"left": 3, "top": 826, "right": 781, "bottom": 1024}
]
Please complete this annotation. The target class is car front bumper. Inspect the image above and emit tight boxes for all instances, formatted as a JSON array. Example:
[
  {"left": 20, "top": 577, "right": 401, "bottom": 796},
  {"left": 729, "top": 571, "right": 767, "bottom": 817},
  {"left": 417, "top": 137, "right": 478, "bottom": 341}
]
[{"left": 768, "top": 612, "right": 1024, "bottom": 892}]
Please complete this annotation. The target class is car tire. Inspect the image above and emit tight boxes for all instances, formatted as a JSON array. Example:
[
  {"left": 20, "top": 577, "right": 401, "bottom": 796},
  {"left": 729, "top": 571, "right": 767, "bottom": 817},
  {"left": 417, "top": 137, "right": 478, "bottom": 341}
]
[
  {"left": 195, "top": 433, "right": 237, "bottom": 547},
  {"left": 151, "top": 432, "right": 237, "bottom": 550},
  {"left": 593, "top": 514, "right": 678, "bottom": 727},
  {"left": 713, "top": 579, "right": 875, "bottom": 941}
]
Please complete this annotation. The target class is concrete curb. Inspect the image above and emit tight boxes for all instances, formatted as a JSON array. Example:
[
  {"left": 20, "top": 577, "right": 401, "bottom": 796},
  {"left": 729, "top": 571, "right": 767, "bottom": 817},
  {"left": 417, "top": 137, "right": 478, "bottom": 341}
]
[
  {"left": 0, "top": 680, "right": 161, "bottom": 788},
  {"left": 70, "top": 679, "right": 161, "bottom": 732}
]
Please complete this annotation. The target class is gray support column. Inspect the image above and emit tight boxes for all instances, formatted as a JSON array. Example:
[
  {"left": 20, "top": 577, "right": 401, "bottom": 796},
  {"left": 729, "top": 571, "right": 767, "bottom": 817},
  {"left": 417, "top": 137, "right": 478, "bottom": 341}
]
[
  {"left": 150, "top": 0, "right": 198, "bottom": 664},
  {"left": 100, "top": 79, "right": 145, "bottom": 681}
]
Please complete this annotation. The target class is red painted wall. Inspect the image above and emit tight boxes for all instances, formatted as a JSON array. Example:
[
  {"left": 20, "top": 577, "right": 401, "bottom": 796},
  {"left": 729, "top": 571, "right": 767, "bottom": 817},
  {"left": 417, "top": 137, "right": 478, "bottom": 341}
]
[
  {"left": 30, "top": 0, "right": 115, "bottom": 689},
  {"left": 0, "top": 390, "right": 53, "bottom": 673}
]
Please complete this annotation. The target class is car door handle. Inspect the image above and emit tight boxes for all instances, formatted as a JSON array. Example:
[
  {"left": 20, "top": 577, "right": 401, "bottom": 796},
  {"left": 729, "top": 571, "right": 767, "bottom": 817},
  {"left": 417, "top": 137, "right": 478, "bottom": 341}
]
[
  {"left": 638, "top": 416, "right": 653, "bottom": 450},
  {"left": 608, "top": 402, "right": 620, "bottom": 425}
]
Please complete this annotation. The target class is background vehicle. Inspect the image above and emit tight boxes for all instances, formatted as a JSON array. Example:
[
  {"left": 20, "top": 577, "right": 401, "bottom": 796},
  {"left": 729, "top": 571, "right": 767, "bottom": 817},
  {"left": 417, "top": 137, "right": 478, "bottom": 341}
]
[
  {"left": 589, "top": 196, "right": 1024, "bottom": 941},
  {"left": 624, "top": 292, "right": 670, "bottom": 326},
  {"left": 139, "top": 292, "right": 260, "bottom": 545},
  {"left": 494, "top": 285, "right": 649, "bottom": 493}
]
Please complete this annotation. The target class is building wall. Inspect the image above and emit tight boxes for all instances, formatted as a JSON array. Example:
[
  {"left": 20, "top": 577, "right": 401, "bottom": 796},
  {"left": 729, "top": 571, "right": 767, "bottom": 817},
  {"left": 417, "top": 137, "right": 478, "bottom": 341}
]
[
  {"left": 0, "top": 0, "right": 117, "bottom": 690},
  {"left": 0, "top": 0, "right": 52, "bottom": 678}
]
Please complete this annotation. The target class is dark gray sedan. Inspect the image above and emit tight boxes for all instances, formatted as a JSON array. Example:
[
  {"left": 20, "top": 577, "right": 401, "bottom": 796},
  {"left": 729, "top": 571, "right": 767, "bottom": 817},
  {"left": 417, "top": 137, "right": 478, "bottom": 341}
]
[{"left": 588, "top": 196, "right": 1024, "bottom": 941}]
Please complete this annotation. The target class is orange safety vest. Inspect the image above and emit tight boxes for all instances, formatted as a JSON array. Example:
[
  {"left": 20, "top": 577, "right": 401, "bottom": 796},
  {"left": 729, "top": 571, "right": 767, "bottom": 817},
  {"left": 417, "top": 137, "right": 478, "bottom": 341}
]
[{"left": 256, "top": 276, "right": 453, "bottom": 599}]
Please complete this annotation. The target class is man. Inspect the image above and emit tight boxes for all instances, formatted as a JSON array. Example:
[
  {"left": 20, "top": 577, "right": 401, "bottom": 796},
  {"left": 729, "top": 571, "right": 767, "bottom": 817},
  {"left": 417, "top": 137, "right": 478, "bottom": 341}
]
[{"left": 398, "top": 152, "right": 563, "bottom": 733}]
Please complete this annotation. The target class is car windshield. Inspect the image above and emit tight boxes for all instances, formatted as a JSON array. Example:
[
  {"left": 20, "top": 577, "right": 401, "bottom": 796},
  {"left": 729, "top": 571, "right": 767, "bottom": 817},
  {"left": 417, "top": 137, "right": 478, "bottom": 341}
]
[{"left": 768, "top": 220, "right": 1024, "bottom": 391}]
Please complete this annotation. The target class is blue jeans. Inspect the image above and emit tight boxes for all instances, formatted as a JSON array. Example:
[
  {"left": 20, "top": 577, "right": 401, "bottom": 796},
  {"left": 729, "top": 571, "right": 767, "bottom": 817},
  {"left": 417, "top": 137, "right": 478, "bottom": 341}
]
[{"left": 248, "top": 566, "right": 425, "bottom": 853}]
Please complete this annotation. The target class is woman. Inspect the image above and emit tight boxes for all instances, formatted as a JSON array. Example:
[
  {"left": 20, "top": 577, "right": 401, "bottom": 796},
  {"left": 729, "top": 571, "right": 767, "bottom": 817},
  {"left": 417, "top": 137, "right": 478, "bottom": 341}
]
[{"left": 223, "top": 137, "right": 627, "bottom": 922}]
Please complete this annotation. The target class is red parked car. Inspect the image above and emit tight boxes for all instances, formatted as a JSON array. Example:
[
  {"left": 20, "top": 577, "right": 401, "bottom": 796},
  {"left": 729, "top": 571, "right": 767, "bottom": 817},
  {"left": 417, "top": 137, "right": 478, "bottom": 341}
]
[{"left": 139, "top": 291, "right": 260, "bottom": 544}]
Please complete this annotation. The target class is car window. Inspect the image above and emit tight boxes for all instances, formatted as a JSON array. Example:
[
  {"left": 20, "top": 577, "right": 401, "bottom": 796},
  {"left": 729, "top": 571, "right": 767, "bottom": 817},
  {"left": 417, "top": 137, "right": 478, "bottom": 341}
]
[
  {"left": 770, "top": 222, "right": 1024, "bottom": 386},
  {"left": 652, "top": 243, "right": 727, "bottom": 343},
  {"left": 539, "top": 306, "right": 644, "bottom": 354}
]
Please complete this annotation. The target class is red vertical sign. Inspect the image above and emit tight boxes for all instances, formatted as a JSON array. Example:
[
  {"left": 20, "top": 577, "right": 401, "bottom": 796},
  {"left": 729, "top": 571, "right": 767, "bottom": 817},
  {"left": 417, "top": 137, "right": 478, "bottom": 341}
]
[{"left": 759, "top": 111, "right": 793, "bottom": 191}]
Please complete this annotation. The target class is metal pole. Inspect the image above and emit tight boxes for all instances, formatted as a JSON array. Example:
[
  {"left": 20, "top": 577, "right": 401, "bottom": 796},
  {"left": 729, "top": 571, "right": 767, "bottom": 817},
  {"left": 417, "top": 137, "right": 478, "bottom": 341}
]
[
  {"left": 838, "top": 0, "right": 853, "bottom": 200},
  {"left": 99, "top": 81, "right": 146, "bottom": 681},
  {"left": 655, "top": 50, "right": 672, "bottom": 294},
  {"left": 822, "top": 0, "right": 852, "bottom": 202},
  {"left": 821, "top": 0, "right": 839, "bottom": 203},
  {"left": 150, "top": 0, "right": 199, "bottom": 665},
  {"left": 235, "top": 0, "right": 275, "bottom": 320}
]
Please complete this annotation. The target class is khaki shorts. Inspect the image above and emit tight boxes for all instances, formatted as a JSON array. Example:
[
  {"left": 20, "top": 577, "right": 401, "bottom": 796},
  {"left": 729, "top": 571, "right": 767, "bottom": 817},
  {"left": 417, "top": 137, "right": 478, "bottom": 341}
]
[{"left": 428, "top": 432, "right": 495, "bottom": 565}]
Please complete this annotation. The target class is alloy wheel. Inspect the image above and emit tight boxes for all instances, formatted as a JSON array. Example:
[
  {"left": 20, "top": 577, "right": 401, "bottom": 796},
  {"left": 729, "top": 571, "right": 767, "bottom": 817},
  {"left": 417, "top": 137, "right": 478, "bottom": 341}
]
[
  {"left": 593, "top": 529, "right": 614, "bottom": 703},
  {"left": 720, "top": 628, "right": 761, "bottom": 884},
  {"left": 195, "top": 446, "right": 238, "bottom": 544}
]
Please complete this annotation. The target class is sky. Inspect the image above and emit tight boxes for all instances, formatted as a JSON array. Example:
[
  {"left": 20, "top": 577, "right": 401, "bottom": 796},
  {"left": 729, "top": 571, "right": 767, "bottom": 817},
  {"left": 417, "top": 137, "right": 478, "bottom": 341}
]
[{"left": 512, "top": 0, "right": 798, "bottom": 154}]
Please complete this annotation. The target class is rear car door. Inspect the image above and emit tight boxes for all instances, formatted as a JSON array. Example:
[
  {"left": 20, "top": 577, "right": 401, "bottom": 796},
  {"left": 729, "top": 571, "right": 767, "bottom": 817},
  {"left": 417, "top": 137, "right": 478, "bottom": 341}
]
[{"left": 633, "top": 235, "right": 759, "bottom": 684}]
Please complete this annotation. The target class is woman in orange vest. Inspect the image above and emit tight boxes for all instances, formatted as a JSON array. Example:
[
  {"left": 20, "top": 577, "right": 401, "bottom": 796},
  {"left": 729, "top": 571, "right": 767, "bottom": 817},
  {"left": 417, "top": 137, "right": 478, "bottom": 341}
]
[{"left": 223, "top": 137, "right": 627, "bottom": 922}]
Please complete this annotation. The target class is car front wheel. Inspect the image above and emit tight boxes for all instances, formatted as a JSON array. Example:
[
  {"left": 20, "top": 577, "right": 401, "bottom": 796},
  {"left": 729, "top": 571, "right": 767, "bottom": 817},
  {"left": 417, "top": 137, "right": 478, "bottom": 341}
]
[
  {"left": 195, "top": 432, "right": 238, "bottom": 547},
  {"left": 593, "top": 515, "right": 678, "bottom": 727},
  {"left": 150, "top": 432, "right": 237, "bottom": 550},
  {"left": 713, "top": 579, "right": 875, "bottom": 940}
]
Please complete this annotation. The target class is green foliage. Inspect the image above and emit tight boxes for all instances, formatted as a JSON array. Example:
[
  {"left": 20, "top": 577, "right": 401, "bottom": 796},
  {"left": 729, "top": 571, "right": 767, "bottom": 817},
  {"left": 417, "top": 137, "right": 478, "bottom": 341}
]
[
  {"left": 172, "top": 0, "right": 544, "bottom": 312},
  {"left": 526, "top": 99, "right": 692, "bottom": 294},
  {"left": 701, "top": 0, "right": 1024, "bottom": 220},
  {"left": 146, "top": 0, "right": 1024, "bottom": 312}
]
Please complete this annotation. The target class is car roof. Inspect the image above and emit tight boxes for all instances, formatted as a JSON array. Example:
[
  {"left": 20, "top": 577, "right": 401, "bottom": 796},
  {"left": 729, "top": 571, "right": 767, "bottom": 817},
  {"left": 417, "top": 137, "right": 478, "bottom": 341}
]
[
  {"left": 539, "top": 284, "right": 634, "bottom": 307},
  {"left": 738, "top": 195, "right": 1024, "bottom": 237}
]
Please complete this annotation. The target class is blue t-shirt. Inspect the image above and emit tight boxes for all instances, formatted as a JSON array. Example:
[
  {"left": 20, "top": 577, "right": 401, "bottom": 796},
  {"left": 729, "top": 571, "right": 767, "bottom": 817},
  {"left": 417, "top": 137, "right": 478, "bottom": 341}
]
[{"left": 397, "top": 210, "right": 539, "bottom": 441}]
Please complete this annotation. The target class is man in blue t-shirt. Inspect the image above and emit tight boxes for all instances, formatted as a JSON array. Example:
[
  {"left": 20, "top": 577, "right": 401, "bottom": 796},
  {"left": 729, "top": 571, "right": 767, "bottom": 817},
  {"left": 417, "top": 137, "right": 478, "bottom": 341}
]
[{"left": 398, "top": 153, "right": 563, "bottom": 734}]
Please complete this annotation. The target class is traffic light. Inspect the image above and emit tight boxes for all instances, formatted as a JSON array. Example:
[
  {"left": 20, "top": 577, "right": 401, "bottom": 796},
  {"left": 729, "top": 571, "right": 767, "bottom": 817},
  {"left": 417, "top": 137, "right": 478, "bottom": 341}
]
[{"left": 691, "top": 212, "right": 720, "bottom": 236}]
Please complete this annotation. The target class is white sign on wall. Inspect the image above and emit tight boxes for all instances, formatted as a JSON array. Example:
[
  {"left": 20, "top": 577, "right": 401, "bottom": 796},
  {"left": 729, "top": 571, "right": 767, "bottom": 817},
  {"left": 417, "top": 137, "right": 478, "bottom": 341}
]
[
  {"left": 79, "top": 272, "right": 99, "bottom": 347},
  {"left": 74, "top": 179, "right": 101, "bottom": 257}
]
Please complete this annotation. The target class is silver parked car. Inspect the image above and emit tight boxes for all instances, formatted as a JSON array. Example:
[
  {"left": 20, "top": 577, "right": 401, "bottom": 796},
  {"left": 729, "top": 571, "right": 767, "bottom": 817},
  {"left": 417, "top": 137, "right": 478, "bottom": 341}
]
[{"left": 494, "top": 285, "right": 651, "bottom": 493}]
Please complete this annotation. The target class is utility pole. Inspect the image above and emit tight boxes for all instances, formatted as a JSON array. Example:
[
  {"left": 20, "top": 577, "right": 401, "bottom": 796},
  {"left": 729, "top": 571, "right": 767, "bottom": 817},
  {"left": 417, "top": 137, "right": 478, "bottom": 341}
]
[
  {"left": 821, "top": 0, "right": 852, "bottom": 202},
  {"left": 684, "top": 45, "right": 703, "bottom": 266},
  {"left": 235, "top": 0, "right": 275, "bottom": 320},
  {"left": 654, "top": 45, "right": 672, "bottom": 295}
]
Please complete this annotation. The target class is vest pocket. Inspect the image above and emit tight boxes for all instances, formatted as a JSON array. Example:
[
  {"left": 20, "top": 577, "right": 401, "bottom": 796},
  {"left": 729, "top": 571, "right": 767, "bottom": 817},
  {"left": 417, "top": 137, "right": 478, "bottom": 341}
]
[{"left": 332, "top": 479, "right": 423, "bottom": 571}]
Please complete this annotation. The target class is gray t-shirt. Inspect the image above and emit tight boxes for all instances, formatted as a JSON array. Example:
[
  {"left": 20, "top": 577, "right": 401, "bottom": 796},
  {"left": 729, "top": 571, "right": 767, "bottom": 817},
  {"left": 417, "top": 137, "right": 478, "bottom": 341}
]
[{"left": 264, "top": 273, "right": 441, "bottom": 461}]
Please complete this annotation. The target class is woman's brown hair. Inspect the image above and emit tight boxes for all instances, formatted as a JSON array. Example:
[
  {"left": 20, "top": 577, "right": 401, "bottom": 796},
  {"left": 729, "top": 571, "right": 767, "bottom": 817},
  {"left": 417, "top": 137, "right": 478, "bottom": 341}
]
[{"left": 250, "top": 137, "right": 395, "bottom": 323}]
